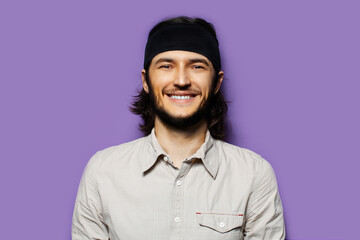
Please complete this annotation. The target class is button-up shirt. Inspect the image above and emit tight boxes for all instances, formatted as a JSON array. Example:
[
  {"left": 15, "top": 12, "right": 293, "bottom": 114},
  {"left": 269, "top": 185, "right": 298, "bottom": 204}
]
[{"left": 72, "top": 129, "right": 285, "bottom": 240}]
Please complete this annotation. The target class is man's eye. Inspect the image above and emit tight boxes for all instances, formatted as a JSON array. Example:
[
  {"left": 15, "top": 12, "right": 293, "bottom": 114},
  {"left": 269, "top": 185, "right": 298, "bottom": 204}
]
[
  {"left": 160, "top": 65, "right": 171, "bottom": 69},
  {"left": 192, "top": 65, "right": 205, "bottom": 69}
]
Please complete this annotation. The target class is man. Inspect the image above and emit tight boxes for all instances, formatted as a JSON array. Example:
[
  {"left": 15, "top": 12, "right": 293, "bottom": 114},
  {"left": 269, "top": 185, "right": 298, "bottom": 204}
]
[{"left": 72, "top": 16, "right": 285, "bottom": 240}]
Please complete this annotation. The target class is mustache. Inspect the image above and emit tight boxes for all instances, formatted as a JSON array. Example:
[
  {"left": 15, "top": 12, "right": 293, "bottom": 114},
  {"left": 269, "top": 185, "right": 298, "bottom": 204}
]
[{"left": 162, "top": 88, "right": 201, "bottom": 95}]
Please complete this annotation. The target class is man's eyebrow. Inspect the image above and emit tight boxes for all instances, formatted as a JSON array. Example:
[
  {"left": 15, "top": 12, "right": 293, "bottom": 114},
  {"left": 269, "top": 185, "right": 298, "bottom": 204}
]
[
  {"left": 154, "top": 57, "right": 211, "bottom": 67},
  {"left": 154, "top": 58, "right": 174, "bottom": 65},
  {"left": 188, "top": 58, "right": 211, "bottom": 67}
]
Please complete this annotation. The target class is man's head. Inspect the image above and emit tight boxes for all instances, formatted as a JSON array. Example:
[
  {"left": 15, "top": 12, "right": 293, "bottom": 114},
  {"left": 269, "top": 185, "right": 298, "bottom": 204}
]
[{"left": 131, "top": 16, "right": 228, "bottom": 139}]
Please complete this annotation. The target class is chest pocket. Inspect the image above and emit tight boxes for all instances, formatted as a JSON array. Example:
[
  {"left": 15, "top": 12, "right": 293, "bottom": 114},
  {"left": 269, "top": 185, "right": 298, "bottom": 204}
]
[{"left": 196, "top": 212, "right": 244, "bottom": 239}]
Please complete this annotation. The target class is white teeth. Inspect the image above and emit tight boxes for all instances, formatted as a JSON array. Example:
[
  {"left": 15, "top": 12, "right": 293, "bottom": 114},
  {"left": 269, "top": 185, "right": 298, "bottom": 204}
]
[{"left": 170, "top": 95, "right": 192, "bottom": 100}]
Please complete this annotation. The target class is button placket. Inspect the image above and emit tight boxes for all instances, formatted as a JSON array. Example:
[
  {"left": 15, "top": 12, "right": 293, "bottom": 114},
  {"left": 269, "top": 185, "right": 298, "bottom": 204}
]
[{"left": 170, "top": 167, "right": 187, "bottom": 238}]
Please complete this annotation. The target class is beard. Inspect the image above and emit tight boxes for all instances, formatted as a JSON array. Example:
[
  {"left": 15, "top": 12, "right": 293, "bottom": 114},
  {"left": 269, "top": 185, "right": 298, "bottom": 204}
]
[{"left": 147, "top": 82, "right": 214, "bottom": 130}]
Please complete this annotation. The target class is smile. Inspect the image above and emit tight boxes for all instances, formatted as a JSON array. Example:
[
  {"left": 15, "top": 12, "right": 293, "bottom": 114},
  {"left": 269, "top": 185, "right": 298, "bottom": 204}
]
[{"left": 170, "top": 95, "right": 193, "bottom": 100}]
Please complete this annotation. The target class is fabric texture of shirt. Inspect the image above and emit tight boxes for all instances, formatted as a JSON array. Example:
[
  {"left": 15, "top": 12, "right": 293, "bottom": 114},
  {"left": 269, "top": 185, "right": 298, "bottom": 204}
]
[{"left": 72, "top": 129, "right": 285, "bottom": 240}]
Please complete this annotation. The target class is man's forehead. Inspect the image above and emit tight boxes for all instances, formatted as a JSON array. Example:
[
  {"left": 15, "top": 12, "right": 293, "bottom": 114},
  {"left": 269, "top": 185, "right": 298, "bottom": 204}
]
[{"left": 151, "top": 50, "right": 212, "bottom": 65}]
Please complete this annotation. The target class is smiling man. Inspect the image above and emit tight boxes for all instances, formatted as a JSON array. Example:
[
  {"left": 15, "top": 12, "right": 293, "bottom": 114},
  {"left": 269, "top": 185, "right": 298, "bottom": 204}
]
[{"left": 72, "top": 16, "right": 285, "bottom": 240}]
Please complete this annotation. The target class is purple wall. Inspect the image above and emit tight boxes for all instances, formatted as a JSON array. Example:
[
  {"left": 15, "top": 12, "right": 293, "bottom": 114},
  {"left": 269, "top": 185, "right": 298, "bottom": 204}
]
[{"left": 1, "top": 1, "right": 359, "bottom": 239}]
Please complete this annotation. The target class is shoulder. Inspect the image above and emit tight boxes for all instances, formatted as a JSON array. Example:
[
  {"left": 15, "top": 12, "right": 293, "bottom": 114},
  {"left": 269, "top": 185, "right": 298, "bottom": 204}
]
[
  {"left": 85, "top": 136, "right": 149, "bottom": 173},
  {"left": 214, "top": 140, "right": 265, "bottom": 164},
  {"left": 214, "top": 140, "right": 275, "bottom": 175},
  {"left": 97, "top": 136, "right": 147, "bottom": 158},
  {"left": 213, "top": 140, "right": 279, "bottom": 191}
]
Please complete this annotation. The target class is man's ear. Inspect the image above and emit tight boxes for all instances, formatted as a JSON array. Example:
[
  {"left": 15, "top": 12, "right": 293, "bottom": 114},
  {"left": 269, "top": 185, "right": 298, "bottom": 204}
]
[
  {"left": 214, "top": 71, "right": 224, "bottom": 94},
  {"left": 141, "top": 69, "right": 149, "bottom": 93}
]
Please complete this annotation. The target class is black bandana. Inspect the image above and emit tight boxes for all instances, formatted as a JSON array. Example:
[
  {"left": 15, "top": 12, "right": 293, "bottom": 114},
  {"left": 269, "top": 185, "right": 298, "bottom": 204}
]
[{"left": 144, "top": 23, "right": 221, "bottom": 70}]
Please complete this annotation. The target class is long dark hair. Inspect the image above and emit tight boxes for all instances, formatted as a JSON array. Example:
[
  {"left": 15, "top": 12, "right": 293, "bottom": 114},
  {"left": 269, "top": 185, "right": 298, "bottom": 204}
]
[{"left": 130, "top": 16, "right": 228, "bottom": 140}]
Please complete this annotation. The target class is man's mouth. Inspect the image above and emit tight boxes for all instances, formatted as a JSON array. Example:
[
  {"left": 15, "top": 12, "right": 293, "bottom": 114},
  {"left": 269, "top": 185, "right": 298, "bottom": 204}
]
[
  {"left": 169, "top": 95, "right": 193, "bottom": 100},
  {"left": 165, "top": 92, "right": 199, "bottom": 103},
  {"left": 163, "top": 89, "right": 200, "bottom": 103}
]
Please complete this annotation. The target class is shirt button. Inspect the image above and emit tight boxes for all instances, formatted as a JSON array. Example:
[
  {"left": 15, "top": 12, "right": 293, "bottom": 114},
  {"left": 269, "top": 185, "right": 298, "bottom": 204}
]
[
  {"left": 219, "top": 222, "right": 225, "bottom": 228},
  {"left": 163, "top": 156, "right": 169, "bottom": 161},
  {"left": 176, "top": 180, "right": 182, "bottom": 186},
  {"left": 174, "top": 217, "right": 181, "bottom": 223}
]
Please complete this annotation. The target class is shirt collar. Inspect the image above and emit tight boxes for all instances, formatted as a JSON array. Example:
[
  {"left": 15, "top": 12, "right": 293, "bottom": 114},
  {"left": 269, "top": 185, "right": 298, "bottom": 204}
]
[
  {"left": 142, "top": 128, "right": 219, "bottom": 179},
  {"left": 142, "top": 129, "right": 167, "bottom": 173}
]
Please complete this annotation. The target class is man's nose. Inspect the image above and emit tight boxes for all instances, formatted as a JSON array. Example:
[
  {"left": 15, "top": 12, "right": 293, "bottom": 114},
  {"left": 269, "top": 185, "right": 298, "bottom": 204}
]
[{"left": 173, "top": 67, "right": 190, "bottom": 88}]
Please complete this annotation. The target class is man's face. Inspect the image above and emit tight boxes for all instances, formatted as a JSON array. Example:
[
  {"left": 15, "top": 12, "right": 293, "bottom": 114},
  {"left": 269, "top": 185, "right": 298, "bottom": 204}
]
[{"left": 142, "top": 50, "right": 223, "bottom": 128}]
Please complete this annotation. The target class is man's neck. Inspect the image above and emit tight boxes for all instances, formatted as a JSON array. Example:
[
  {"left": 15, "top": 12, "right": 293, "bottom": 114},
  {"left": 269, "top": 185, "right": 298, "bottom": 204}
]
[{"left": 154, "top": 116, "right": 208, "bottom": 168}]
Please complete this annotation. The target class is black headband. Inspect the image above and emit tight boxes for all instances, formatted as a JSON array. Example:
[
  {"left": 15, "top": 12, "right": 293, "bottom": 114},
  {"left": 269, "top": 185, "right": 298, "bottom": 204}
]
[{"left": 144, "top": 23, "right": 221, "bottom": 71}]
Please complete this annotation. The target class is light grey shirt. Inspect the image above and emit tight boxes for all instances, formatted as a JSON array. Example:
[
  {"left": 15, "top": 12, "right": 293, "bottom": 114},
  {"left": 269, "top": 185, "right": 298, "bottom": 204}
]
[{"left": 72, "top": 129, "right": 285, "bottom": 240}]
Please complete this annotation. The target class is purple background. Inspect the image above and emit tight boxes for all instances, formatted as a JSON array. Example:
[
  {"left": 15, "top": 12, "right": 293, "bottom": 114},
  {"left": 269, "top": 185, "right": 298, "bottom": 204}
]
[{"left": 1, "top": 1, "right": 359, "bottom": 239}]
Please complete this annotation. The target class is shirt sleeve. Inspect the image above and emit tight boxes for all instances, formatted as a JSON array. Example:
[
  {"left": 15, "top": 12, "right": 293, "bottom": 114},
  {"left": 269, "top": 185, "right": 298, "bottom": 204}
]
[
  {"left": 72, "top": 152, "right": 109, "bottom": 240},
  {"left": 243, "top": 159, "right": 285, "bottom": 240}
]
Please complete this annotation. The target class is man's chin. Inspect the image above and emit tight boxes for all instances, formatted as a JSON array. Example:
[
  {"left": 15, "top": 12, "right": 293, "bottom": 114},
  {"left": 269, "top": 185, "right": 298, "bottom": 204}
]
[
  {"left": 168, "top": 113, "right": 194, "bottom": 119},
  {"left": 155, "top": 108, "right": 206, "bottom": 129}
]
